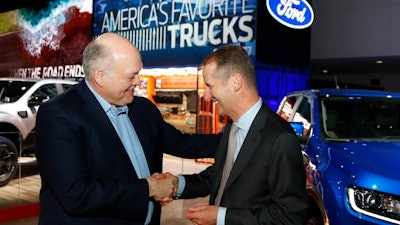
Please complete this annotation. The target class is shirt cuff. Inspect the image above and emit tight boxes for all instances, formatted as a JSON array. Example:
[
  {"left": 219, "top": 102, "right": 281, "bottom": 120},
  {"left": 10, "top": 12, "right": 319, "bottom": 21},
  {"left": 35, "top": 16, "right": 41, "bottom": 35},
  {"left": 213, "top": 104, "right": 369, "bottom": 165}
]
[
  {"left": 217, "top": 207, "right": 227, "bottom": 225},
  {"left": 175, "top": 174, "right": 186, "bottom": 198}
]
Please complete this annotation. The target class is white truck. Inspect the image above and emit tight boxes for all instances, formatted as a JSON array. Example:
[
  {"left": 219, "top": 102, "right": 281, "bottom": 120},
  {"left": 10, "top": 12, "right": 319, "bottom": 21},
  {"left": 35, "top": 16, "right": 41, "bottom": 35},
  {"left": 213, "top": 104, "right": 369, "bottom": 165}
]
[{"left": 0, "top": 77, "right": 77, "bottom": 186}]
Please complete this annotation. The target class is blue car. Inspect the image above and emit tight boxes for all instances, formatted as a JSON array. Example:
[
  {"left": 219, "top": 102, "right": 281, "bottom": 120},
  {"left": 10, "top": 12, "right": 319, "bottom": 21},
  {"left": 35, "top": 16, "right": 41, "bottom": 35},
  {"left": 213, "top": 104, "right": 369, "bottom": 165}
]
[{"left": 276, "top": 89, "right": 400, "bottom": 225}]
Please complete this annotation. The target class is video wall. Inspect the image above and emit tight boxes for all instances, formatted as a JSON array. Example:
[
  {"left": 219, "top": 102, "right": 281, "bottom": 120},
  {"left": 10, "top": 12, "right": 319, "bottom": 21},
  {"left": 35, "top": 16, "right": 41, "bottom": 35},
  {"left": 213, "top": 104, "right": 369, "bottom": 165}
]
[{"left": 0, "top": 0, "right": 93, "bottom": 78}]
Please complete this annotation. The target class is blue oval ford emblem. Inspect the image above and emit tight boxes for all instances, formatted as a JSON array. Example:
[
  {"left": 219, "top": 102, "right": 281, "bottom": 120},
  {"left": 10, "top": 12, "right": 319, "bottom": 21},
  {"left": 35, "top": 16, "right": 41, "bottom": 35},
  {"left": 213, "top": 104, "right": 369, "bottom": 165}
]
[{"left": 266, "top": 0, "right": 314, "bottom": 29}]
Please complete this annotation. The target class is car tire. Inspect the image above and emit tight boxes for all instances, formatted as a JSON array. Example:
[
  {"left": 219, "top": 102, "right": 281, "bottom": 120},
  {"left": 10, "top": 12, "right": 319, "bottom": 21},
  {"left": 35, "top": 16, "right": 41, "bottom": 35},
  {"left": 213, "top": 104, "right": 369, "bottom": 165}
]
[{"left": 0, "top": 136, "right": 18, "bottom": 187}]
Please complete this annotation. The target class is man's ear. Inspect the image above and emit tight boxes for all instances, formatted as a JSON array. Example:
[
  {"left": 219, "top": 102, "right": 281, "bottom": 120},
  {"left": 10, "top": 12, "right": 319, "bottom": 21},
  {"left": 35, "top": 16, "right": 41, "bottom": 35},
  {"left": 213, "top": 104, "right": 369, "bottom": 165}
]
[
  {"left": 93, "top": 69, "right": 105, "bottom": 87},
  {"left": 231, "top": 72, "right": 242, "bottom": 92}
]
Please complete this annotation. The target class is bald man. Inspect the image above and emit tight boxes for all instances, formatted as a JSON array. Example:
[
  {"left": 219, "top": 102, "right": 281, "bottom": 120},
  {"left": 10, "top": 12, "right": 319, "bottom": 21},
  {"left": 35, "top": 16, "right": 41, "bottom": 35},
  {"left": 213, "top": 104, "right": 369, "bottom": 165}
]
[{"left": 35, "top": 33, "right": 221, "bottom": 225}]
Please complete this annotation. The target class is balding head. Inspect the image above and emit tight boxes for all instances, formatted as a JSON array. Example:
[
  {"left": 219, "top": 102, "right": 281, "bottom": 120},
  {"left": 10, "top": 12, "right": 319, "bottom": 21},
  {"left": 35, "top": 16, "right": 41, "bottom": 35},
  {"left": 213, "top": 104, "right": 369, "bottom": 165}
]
[
  {"left": 82, "top": 33, "right": 142, "bottom": 80},
  {"left": 81, "top": 33, "right": 143, "bottom": 106}
]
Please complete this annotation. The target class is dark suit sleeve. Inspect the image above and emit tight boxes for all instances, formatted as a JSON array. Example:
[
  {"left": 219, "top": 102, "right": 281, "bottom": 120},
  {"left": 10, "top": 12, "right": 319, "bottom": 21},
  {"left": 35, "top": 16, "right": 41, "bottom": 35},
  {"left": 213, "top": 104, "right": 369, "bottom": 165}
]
[
  {"left": 133, "top": 97, "right": 221, "bottom": 159},
  {"left": 162, "top": 121, "right": 222, "bottom": 159},
  {"left": 180, "top": 165, "right": 217, "bottom": 198},
  {"left": 179, "top": 125, "right": 230, "bottom": 199}
]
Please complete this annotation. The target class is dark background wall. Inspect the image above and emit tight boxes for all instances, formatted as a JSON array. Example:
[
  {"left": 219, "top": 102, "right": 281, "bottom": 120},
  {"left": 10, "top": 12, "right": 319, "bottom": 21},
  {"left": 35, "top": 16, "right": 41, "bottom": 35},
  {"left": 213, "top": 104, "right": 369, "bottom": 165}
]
[
  {"left": 310, "top": 0, "right": 400, "bottom": 91},
  {"left": 311, "top": 0, "right": 400, "bottom": 59}
]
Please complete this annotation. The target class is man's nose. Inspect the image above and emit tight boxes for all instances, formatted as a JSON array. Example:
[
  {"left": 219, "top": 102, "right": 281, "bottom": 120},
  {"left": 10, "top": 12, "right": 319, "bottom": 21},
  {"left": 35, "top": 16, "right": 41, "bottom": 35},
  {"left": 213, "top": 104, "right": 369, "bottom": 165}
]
[
  {"left": 133, "top": 75, "right": 141, "bottom": 85},
  {"left": 204, "top": 88, "right": 211, "bottom": 101}
]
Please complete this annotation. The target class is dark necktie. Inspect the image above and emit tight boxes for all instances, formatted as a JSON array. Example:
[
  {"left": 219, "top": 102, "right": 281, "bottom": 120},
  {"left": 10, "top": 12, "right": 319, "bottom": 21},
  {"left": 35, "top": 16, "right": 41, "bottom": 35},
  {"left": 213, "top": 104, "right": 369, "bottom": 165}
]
[{"left": 215, "top": 124, "right": 239, "bottom": 206}]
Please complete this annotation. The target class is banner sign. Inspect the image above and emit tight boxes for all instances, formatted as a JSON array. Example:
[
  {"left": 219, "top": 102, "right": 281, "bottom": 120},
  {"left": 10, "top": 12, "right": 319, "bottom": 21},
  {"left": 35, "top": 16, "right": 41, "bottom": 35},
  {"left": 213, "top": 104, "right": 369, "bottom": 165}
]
[
  {"left": 93, "top": 0, "right": 257, "bottom": 67},
  {"left": 13, "top": 65, "right": 85, "bottom": 78},
  {"left": 266, "top": 0, "right": 314, "bottom": 29}
]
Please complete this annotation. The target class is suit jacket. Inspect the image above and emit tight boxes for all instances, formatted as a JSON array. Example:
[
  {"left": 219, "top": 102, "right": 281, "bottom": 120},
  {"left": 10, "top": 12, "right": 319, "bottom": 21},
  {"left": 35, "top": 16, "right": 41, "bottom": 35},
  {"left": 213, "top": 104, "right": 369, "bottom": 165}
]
[
  {"left": 181, "top": 103, "right": 309, "bottom": 225},
  {"left": 35, "top": 80, "right": 221, "bottom": 225}
]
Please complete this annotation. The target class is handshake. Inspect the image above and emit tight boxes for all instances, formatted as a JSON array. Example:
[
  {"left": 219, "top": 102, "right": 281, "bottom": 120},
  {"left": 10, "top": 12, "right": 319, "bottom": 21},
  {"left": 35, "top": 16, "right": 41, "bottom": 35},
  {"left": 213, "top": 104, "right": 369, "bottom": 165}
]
[
  {"left": 146, "top": 172, "right": 178, "bottom": 205},
  {"left": 147, "top": 172, "right": 219, "bottom": 224}
]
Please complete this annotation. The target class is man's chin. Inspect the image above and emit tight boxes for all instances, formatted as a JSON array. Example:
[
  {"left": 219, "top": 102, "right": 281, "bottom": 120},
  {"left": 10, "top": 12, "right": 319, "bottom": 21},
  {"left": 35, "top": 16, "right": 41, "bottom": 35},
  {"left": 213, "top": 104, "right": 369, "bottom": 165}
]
[{"left": 124, "top": 95, "right": 135, "bottom": 104}]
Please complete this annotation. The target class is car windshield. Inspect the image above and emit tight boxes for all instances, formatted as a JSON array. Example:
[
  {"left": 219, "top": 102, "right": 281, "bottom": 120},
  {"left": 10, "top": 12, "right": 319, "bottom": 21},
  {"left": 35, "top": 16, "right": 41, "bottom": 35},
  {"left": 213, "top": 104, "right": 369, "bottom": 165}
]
[
  {"left": 0, "top": 80, "right": 36, "bottom": 103},
  {"left": 320, "top": 95, "right": 400, "bottom": 141}
]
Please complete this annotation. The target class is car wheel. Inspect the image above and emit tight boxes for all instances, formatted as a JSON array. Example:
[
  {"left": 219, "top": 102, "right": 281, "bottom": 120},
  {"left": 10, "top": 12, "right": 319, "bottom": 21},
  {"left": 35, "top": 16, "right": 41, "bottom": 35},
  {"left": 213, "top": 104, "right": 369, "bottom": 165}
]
[{"left": 0, "top": 136, "right": 18, "bottom": 187}]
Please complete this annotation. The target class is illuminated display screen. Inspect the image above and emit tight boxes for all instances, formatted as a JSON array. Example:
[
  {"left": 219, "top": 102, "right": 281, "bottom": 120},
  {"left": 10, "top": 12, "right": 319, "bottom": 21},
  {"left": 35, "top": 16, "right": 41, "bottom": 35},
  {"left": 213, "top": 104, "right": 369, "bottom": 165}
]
[
  {"left": 92, "top": 0, "right": 257, "bottom": 67},
  {"left": 0, "top": 0, "right": 93, "bottom": 78}
]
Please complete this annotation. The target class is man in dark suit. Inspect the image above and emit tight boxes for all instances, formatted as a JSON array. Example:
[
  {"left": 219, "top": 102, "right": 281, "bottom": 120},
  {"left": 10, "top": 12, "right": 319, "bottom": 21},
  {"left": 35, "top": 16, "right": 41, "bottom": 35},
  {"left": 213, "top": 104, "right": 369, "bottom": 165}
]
[
  {"left": 167, "top": 45, "right": 309, "bottom": 225},
  {"left": 35, "top": 32, "right": 220, "bottom": 225}
]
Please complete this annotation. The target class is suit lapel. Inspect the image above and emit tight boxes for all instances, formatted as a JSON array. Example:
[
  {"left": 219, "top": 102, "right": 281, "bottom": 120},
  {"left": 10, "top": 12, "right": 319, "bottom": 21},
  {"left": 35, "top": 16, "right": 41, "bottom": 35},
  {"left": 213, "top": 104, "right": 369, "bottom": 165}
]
[
  {"left": 78, "top": 81, "right": 120, "bottom": 142},
  {"left": 77, "top": 81, "right": 135, "bottom": 172},
  {"left": 224, "top": 104, "right": 269, "bottom": 191},
  {"left": 127, "top": 98, "right": 155, "bottom": 172}
]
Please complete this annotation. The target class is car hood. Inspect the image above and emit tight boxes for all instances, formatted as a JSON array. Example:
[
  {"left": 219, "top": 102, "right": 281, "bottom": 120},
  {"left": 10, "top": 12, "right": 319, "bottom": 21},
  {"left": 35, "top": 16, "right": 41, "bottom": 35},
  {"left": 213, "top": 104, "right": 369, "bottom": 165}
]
[{"left": 327, "top": 140, "right": 400, "bottom": 191}]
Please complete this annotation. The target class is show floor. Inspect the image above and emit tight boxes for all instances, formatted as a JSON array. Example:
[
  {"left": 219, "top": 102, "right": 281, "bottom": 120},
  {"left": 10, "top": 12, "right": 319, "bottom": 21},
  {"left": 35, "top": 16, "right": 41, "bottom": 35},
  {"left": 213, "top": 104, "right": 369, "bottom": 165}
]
[{"left": 0, "top": 154, "right": 212, "bottom": 225}]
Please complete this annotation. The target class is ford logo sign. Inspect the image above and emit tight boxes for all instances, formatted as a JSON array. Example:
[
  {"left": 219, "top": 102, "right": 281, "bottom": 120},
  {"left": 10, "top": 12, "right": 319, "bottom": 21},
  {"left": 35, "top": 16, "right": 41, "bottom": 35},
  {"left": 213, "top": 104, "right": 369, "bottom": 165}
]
[{"left": 266, "top": 0, "right": 314, "bottom": 29}]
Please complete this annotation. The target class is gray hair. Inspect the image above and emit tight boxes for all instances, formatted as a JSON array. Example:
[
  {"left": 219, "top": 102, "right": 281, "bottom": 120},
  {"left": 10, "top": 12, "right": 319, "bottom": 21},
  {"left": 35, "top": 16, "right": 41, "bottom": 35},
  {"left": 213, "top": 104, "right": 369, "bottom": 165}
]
[{"left": 82, "top": 38, "right": 113, "bottom": 80}]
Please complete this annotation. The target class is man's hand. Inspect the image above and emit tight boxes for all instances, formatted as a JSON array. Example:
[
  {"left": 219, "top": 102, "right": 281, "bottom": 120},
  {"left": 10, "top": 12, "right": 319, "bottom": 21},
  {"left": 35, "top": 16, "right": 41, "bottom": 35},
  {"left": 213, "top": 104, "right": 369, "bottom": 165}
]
[
  {"left": 146, "top": 172, "right": 178, "bottom": 203},
  {"left": 152, "top": 172, "right": 178, "bottom": 206},
  {"left": 186, "top": 205, "right": 218, "bottom": 225}
]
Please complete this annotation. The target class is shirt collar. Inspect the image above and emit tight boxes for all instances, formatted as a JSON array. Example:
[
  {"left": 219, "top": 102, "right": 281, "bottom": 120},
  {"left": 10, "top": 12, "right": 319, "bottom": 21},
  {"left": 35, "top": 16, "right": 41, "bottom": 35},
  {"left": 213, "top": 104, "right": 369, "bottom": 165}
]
[
  {"left": 235, "top": 97, "right": 262, "bottom": 131},
  {"left": 85, "top": 79, "right": 129, "bottom": 115}
]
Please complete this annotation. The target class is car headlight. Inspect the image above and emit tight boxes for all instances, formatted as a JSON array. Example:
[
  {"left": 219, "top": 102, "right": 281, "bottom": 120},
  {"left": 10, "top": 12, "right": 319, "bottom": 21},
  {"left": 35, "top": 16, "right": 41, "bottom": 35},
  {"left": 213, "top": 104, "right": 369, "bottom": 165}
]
[{"left": 348, "top": 186, "right": 400, "bottom": 224}]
